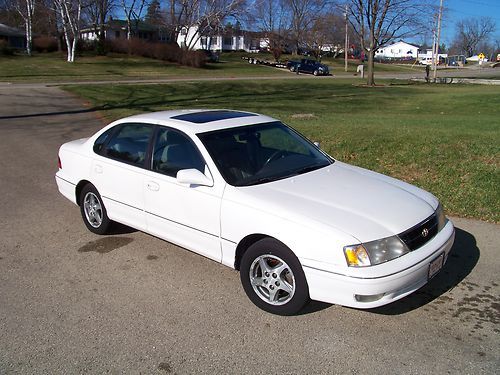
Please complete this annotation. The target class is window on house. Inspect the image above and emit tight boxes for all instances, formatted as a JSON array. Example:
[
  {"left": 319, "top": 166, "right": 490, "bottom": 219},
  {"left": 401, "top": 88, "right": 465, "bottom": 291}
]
[{"left": 224, "top": 37, "right": 232, "bottom": 46}]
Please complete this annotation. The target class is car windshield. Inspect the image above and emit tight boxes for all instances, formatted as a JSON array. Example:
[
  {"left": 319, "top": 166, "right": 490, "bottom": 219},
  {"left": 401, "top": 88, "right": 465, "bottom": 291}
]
[{"left": 198, "top": 121, "right": 333, "bottom": 186}]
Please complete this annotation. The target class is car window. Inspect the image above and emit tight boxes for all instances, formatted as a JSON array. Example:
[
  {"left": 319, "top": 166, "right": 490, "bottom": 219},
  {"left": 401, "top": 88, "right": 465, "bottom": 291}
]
[
  {"left": 152, "top": 127, "right": 205, "bottom": 177},
  {"left": 103, "top": 123, "right": 153, "bottom": 167},
  {"left": 259, "top": 126, "right": 310, "bottom": 156},
  {"left": 199, "top": 122, "right": 332, "bottom": 186},
  {"left": 93, "top": 128, "right": 114, "bottom": 154}
]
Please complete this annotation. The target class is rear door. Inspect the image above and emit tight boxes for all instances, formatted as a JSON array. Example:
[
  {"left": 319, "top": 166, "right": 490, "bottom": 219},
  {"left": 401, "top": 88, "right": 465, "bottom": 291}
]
[{"left": 91, "top": 123, "right": 154, "bottom": 231}]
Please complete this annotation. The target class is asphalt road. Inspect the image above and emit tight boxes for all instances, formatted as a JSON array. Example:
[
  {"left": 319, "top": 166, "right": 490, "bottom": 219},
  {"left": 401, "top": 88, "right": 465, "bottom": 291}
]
[{"left": 0, "top": 86, "right": 498, "bottom": 374}]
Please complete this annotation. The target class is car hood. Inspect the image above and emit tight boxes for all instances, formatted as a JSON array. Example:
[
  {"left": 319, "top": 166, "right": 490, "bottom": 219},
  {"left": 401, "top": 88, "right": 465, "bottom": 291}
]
[{"left": 236, "top": 161, "right": 437, "bottom": 243}]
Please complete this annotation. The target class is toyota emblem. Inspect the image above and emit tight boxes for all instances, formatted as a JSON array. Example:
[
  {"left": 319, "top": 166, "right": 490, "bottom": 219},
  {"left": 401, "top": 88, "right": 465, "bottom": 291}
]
[{"left": 421, "top": 228, "right": 429, "bottom": 237}]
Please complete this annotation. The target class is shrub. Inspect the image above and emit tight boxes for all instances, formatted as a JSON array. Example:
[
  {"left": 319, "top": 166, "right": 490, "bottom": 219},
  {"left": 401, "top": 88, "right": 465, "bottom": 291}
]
[
  {"left": 0, "top": 40, "right": 15, "bottom": 55},
  {"left": 106, "top": 38, "right": 206, "bottom": 68},
  {"left": 33, "top": 36, "right": 58, "bottom": 53}
]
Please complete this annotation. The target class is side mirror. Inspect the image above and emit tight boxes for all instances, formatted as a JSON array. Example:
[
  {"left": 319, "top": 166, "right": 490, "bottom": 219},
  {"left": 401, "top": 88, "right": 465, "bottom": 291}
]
[
  {"left": 176, "top": 168, "right": 213, "bottom": 187},
  {"left": 313, "top": 141, "right": 321, "bottom": 148}
]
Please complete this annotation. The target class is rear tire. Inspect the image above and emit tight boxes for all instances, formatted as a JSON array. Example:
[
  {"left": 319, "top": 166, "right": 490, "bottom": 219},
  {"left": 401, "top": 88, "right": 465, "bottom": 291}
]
[
  {"left": 313, "top": 70, "right": 319, "bottom": 76},
  {"left": 79, "top": 184, "right": 112, "bottom": 235},
  {"left": 240, "top": 238, "right": 309, "bottom": 315}
]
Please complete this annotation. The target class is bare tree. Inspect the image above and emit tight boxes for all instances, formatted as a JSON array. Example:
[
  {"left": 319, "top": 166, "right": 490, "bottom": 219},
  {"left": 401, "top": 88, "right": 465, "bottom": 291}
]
[
  {"left": 83, "top": 0, "right": 114, "bottom": 53},
  {"left": 173, "top": 0, "right": 247, "bottom": 50},
  {"left": 12, "top": 0, "right": 35, "bottom": 55},
  {"left": 348, "top": 0, "right": 426, "bottom": 86},
  {"left": 304, "top": 12, "right": 346, "bottom": 60},
  {"left": 253, "top": 0, "right": 290, "bottom": 60},
  {"left": 453, "top": 17, "right": 495, "bottom": 57},
  {"left": 286, "top": 0, "right": 326, "bottom": 55},
  {"left": 54, "top": 0, "right": 82, "bottom": 62},
  {"left": 121, "top": 0, "right": 146, "bottom": 39}
]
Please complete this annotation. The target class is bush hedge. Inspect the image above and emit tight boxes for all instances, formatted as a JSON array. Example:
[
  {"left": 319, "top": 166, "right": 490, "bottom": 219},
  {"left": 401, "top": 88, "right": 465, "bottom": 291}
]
[
  {"left": 33, "top": 36, "right": 59, "bottom": 53},
  {"left": 0, "top": 40, "right": 15, "bottom": 55},
  {"left": 106, "top": 38, "right": 207, "bottom": 68}
]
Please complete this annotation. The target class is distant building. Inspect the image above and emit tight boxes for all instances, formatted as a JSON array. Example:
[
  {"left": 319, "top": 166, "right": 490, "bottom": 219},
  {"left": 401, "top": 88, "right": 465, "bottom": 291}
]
[
  {"left": 375, "top": 41, "right": 420, "bottom": 59},
  {"left": 0, "top": 23, "right": 26, "bottom": 49},
  {"left": 80, "top": 19, "right": 170, "bottom": 43},
  {"left": 177, "top": 25, "right": 264, "bottom": 52}
]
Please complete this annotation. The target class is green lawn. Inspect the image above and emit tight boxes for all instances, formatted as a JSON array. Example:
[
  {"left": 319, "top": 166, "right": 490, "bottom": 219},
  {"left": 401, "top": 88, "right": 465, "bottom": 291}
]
[
  {"left": 0, "top": 52, "right": 290, "bottom": 82},
  {"left": 64, "top": 79, "right": 500, "bottom": 223},
  {"left": 0, "top": 51, "right": 428, "bottom": 82}
]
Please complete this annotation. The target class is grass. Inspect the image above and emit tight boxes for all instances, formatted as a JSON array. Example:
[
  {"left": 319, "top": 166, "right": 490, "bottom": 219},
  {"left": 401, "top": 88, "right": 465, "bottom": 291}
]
[
  {"left": 64, "top": 79, "right": 500, "bottom": 223},
  {"left": 0, "top": 52, "right": 290, "bottom": 82},
  {"left": 0, "top": 51, "right": 428, "bottom": 83}
]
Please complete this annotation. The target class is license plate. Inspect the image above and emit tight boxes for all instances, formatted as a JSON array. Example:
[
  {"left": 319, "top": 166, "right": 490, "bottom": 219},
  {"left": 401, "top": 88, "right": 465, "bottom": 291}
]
[{"left": 428, "top": 253, "right": 444, "bottom": 280}]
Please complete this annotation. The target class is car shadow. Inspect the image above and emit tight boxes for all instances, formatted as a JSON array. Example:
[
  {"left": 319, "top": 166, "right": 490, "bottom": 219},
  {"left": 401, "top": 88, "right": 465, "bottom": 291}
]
[
  {"left": 368, "top": 227, "right": 479, "bottom": 315},
  {"left": 107, "top": 222, "right": 137, "bottom": 235}
]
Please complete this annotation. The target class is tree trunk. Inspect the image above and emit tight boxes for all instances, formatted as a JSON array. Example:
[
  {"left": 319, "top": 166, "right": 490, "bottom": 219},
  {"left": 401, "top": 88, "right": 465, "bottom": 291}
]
[
  {"left": 366, "top": 49, "right": 375, "bottom": 86},
  {"left": 70, "top": 39, "right": 76, "bottom": 62},
  {"left": 25, "top": 19, "right": 32, "bottom": 55}
]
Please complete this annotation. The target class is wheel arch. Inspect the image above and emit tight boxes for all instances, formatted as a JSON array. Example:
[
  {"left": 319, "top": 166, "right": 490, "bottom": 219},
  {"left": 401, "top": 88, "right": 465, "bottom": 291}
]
[
  {"left": 234, "top": 234, "right": 291, "bottom": 271},
  {"left": 75, "top": 180, "right": 92, "bottom": 206}
]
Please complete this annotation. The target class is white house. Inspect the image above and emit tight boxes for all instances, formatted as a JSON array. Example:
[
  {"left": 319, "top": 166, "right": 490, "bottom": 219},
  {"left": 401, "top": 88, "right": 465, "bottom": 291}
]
[
  {"left": 375, "top": 41, "right": 420, "bottom": 59},
  {"left": 80, "top": 20, "right": 169, "bottom": 43},
  {"left": 177, "top": 25, "right": 260, "bottom": 52}
]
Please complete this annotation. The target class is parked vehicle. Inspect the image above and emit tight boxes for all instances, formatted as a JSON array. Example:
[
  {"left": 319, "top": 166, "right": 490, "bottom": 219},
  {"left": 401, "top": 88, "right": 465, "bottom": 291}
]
[
  {"left": 56, "top": 110, "right": 455, "bottom": 315},
  {"left": 286, "top": 59, "right": 330, "bottom": 75}
]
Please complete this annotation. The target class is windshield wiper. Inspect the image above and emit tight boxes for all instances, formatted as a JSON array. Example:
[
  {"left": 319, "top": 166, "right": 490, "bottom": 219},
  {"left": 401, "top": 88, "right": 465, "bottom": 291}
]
[
  {"left": 294, "top": 163, "right": 328, "bottom": 176},
  {"left": 246, "top": 177, "right": 277, "bottom": 186}
]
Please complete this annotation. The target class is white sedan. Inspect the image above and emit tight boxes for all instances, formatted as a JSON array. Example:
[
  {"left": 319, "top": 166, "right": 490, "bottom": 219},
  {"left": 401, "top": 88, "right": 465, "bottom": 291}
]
[{"left": 56, "top": 109, "right": 455, "bottom": 315}]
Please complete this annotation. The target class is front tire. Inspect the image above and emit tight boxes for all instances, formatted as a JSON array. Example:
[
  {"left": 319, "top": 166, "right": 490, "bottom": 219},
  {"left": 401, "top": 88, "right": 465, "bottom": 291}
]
[
  {"left": 240, "top": 238, "right": 309, "bottom": 315},
  {"left": 79, "top": 184, "right": 112, "bottom": 235},
  {"left": 313, "top": 70, "right": 319, "bottom": 76}
]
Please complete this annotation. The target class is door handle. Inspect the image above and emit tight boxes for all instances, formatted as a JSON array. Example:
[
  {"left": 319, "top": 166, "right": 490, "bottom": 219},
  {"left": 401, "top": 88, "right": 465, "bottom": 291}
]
[
  {"left": 147, "top": 181, "right": 160, "bottom": 191},
  {"left": 94, "top": 164, "right": 103, "bottom": 174}
]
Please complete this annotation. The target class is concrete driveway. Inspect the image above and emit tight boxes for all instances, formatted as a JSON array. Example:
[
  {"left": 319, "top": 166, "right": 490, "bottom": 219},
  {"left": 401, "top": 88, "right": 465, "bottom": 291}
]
[{"left": 0, "top": 86, "right": 498, "bottom": 374}]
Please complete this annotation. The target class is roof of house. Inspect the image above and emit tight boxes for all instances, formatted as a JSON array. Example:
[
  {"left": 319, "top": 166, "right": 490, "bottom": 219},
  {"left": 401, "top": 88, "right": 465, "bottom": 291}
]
[
  {"left": 380, "top": 40, "right": 419, "bottom": 49},
  {"left": 81, "top": 19, "right": 161, "bottom": 33},
  {"left": 0, "top": 23, "right": 25, "bottom": 37}
]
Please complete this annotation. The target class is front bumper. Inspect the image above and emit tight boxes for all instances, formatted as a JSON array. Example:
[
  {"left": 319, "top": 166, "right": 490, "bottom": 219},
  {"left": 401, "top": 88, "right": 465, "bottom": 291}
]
[{"left": 303, "top": 220, "right": 455, "bottom": 309}]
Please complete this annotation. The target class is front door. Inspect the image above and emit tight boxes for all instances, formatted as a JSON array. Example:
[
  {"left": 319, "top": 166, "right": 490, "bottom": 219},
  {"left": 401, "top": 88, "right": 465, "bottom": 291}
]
[{"left": 143, "top": 127, "right": 223, "bottom": 262}]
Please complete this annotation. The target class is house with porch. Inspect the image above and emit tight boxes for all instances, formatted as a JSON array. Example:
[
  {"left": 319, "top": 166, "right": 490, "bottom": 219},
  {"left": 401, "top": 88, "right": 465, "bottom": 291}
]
[
  {"left": 80, "top": 19, "right": 169, "bottom": 43},
  {"left": 0, "top": 23, "right": 26, "bottom": 49},
  {"left": 177, "top": 25, "right": 261, "bottom": 52}
]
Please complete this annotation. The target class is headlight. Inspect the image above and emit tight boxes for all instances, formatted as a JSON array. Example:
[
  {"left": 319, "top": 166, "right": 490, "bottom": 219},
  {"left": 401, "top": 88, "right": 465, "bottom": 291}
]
[
  {"left": 344, "top": 236, "right": 410, "bottom": 267},
  {"left": 436, "top": 203, "right": 447, "bottom": 231}
]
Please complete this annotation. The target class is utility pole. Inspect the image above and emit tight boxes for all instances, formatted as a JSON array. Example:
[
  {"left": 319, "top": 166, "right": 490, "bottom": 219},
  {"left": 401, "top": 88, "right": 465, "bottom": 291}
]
[
  {"left": 433, "top": 0, "right": 444, "bottom": 81},
  {"left": 344, "top": 3, "right": 348, "bottom": 72}
]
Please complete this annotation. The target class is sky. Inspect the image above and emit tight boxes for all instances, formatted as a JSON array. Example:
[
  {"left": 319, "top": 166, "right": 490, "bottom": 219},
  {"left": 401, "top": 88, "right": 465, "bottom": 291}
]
[{"left": 439, "top": 0, "right": 500, "bottom": 45}]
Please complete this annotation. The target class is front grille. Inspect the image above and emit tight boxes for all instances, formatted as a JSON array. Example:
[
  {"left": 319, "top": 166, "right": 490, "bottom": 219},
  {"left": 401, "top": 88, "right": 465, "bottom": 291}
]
[{"left": 398, "top": 213, "right": 438, "bottom": 251}]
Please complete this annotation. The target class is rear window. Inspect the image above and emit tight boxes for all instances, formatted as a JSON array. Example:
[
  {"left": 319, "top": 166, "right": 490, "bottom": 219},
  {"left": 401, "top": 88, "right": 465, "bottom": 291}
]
[{"left": 102, "top": 124, "right": 154, "bottom": 167}]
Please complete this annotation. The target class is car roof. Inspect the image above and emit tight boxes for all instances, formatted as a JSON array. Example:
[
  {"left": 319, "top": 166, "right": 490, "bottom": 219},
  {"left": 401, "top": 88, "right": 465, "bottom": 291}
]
[{"left": 114, "top": 109, "right": 278, "bottom": 135}]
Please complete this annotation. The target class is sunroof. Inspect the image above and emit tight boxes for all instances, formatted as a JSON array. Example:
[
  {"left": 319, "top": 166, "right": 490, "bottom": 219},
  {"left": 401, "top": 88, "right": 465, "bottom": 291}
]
[{"left": 171, "top": 110, "right": 257, "bottom": 124}]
